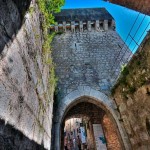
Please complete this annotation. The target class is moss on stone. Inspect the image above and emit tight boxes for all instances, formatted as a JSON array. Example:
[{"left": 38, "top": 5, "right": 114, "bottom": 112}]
[{"left": 111, "top": 33, "right": 150, "bottom": 97}]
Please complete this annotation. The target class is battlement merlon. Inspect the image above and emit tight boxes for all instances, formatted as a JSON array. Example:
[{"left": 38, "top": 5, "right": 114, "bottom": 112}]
[{"left": 50, "top": 8, "right": 116, "bottom": 32}]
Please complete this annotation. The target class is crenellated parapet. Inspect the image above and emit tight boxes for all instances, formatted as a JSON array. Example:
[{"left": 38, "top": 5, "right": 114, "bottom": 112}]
[
  {"left": 51, "top": 19, "right": 115, "bottom": 32},
  {"left": 50, "top": 8, "right": 116, "bottom": 32}
]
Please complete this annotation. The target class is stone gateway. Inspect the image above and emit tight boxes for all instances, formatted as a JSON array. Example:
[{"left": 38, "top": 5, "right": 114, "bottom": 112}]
[{"left": 51, "top": 8, "right": 132, "bottom": 150}]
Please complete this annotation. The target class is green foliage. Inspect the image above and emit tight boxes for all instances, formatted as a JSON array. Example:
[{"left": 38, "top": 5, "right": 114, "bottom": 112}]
[
  {"left": 111, "top": 66, "right": 129, "bottom": 95},
  {"left": 35, "top": 34, "right": 40, "bottom": 39},
  {"left": 119, "top": 76, "right": 127, "bottom": 86},
  {"left": 118, "top": 66, "right": 129, "bottom": 86},
  {"left": 37, "top": 0, "right": 64, "bottom": 28},
  {"left": 128, "top": 86, "right": 136, "bottom": 94},
  {"left": 37, "top": 0, "right": 64, "bottom": 57},
  {"left": 111, "top": 34, "right": 150, "bottom": 98},
  {"left": 42, "top": 32, "right": 55, "bottom": 59},
  {"left": 55, "top": 31, "right": 64, "bottom": 35},
  {"left": 48, "top": 66, "right": 58, "bottom": 95},
  {"left": 45, "top": 0, "right": 64, "bottom": 14},
  {"left": 136, "top": 60, "right": 141, "bottom": 66},
  {"left": 139, "top": 75, "right": 146, "bottom": 86},
  {"left": 29, "top": 6, "right": 35, "bottom": 15},
  {"left": 122, "top": 93, "right": 128, "bottom": 100},
  {"left": 121, "top": 65, "right": 129, "bottom": 76},
  {"left": 37, "top": 0, "right": 64, "bottom": 101}
]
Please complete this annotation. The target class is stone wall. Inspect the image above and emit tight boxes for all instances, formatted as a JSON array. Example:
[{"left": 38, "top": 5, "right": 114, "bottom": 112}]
[
  {"left": 52, "top": 30, "right": 131, "bottom": 101},
  {"left": 109, "top": 0, "right": 150, "bottom": 15},
  {"left": 52, "top": 29, "right": 132, "bottom": 149},
  {"left": 112, "top": 32, "right": 150, "bottom": 149},
  {"left": 102, "top": 115, "right": 122, "bottom": 150},
  {"left": 0, "top": 0, "right": 31, "bottom": 53},
  {"left": 0, "top": 118, "right": 45, "bottom": 150},
  {"left": 0, "top": 0, "right": 54, "bottom": 149}
]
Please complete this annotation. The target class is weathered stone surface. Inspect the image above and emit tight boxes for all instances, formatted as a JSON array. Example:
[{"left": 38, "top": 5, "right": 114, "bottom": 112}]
[
  {"left": 103, "top": 115, "right": 122, "bottom": 150},
  {"left": 113, "top": 33, "right": 150, "bottom": 149},
  {"left": 126, "top": 97, "right": 133, "bottom": 107},
  {"left": 119, "top": 103, "right": 127, "bottom": 113},
  {"left": 110, "top": 0, "right": 150, "bottom": 15},
  {"left": 52, "top": 30, "right": 131, "bottom": 101},
  {"left": 51, "top": 11, "right": 132, "bottom": 148},
  {"left": 0, "top": 1, "right": 54, "bottom": 149}
]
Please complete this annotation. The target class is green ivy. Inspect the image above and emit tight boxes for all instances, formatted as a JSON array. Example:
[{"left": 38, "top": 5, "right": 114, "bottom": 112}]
[
  {"left": 37, "top": 0, "right": 64, "bottom": 56},
  {"left": 37, "top": 0, "right": 64, "bottom": 28},
  {"left": 37, "top": 0, "right": 64, "bottom": 99}
]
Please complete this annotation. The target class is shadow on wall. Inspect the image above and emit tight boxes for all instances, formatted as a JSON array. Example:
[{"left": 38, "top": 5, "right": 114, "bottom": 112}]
[
  {"left": 0, "top": 0, "right": 31, "bottom": 54},
  {"left": 0, "top": 118, "right": 46, "bottom": 150}
]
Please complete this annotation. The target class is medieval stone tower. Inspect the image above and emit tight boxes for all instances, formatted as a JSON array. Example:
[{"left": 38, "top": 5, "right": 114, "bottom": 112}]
[
  {"left": 0, "top": 1, "right": 150, "bottom": 149},
  {"left": 51, "top": 8, "right": 132, "bottom": 150}
]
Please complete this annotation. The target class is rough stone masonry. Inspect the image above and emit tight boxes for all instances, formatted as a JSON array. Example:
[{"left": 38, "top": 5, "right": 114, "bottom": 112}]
[
  {"left": 0, "top": 1, "right": 54, "bottom": 149},
  {"left": 51, "top": 8, "right": 132, "bottom": 149},
  {"left": 52, "top": 8, "right": 131, "bottom": 101}
]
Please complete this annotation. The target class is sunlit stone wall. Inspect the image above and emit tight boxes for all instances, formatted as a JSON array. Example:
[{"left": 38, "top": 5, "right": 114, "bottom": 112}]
[{"left": 0, "top": 1, "right": 54, "bottom": 149}]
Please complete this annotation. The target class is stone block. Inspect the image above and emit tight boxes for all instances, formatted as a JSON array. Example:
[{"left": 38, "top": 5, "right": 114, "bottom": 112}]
[
  {"left": 119, "top": 103, "right": 127, "bottom": 113},
  {"left": 139, "top": 132, "right": 149, "bottom": 141},
  {"left": 100, "top": 85, "right": 110, "bottom": 91},
  {"left": 71, "top": 21, "right": 75, "bottom": 32},
  {"left": 83, "top": 86, "right": 91, "bottom": 96},
  {"left": 103, "top": 20, "right": 108, "bottom": 31},
  {"left": 63, "top": 21, "right": 66, "bottom": 32},
  {"left": 87, "top": 21, "right": 91, "bottom": 31},
  {"left": 55, "top": 25, "right": 58, "bottom": 32},
  {"left": 79, "top": 21, "right": 83, "bottom": 32},
  {"left": 127, "top": 97, "right": 133, "bottom": 106},
  {"left": 95, "top": 20, "right": 100, "bottom": 31},
  {"left": 122, "top": 115, "right": 132, "bottom": 135}
]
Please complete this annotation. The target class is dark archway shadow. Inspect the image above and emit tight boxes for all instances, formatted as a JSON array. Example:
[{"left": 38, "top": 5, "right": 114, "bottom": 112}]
[
  {"left": 0, "top": 118, "right": 46, "bottom": 150},
  {"left": 0, "top": 0, "right": 31, "bottom": 54}
]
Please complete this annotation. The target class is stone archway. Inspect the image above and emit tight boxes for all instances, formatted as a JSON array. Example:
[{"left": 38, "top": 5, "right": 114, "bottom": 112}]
[
  {"left": 61, "top": 101, "right": 106, "bottom": 150},
  {"left": 53, "top": 86, "right": 131, "bottom": 150},
  {"left": 61, "top": 101, "right": 123, "bottom": 150}
]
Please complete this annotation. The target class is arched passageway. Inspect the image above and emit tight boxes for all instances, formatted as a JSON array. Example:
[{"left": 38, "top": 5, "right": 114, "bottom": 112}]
[
  {"left": 61, "top": 100, "right": 123, "bottom": 150},
  {"left": 52, "top": 86, "right": 131, "bottom": 150}
]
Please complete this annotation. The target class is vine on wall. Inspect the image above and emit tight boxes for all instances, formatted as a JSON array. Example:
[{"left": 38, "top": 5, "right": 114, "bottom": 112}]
[
  {"left": 111, "top": 33, "right": 150, "bottom": 99},
  {"left": 37, "top": 0, "right": 64, "bottom": 90}
]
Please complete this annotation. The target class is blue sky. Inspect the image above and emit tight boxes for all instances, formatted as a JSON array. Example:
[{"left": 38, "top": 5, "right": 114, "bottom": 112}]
[{"left": 62, "top": 0, "right": 150, "bottom": 53}]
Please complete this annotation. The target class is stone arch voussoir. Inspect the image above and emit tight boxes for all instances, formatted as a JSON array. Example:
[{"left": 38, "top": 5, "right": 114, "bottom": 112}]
[
  {"left": 53, "top": 86, "right": 131, "bottom": 150},
  {"left": 57, "top": 86, "right": 117, "bottom": 123}
]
